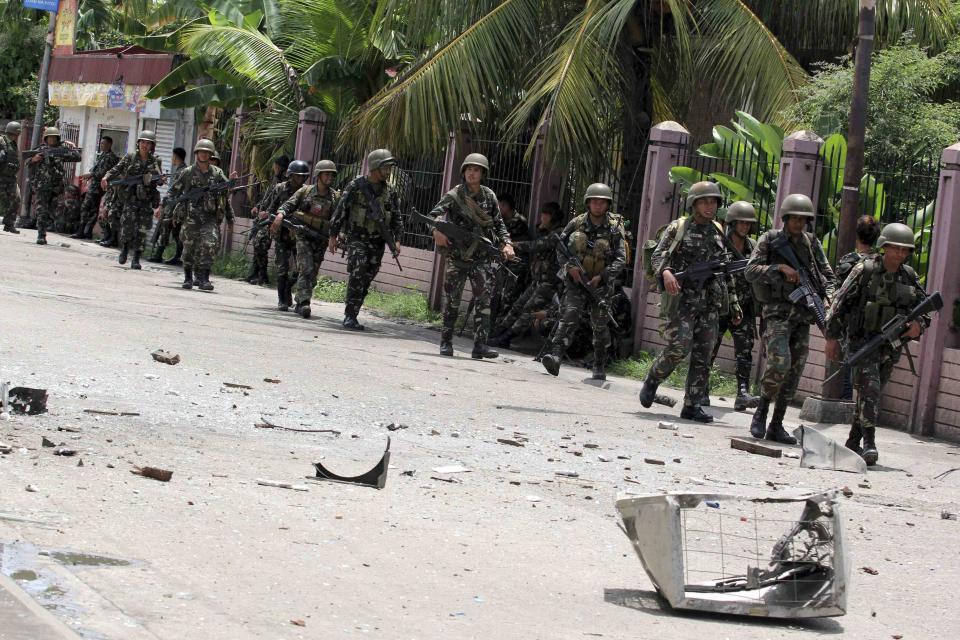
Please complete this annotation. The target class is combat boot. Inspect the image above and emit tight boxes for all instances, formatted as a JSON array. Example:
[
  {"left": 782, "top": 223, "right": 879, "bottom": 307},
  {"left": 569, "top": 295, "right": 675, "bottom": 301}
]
[
  {"left": 638, "top": 377, "right": 659, "bottom": 408},
  {"left": 541, "top": 351, "right": 561, "bottom": 376},
  {"left": 298, "top": 301, "right": 311, "bottom": 319},
  {"left": 118, "top": 244, "right": 128, "bottom": 264},
  {"left": 284, "top": 279, "right": 294, "bottom": 309},
  {"left": 130, "top": 251, "right": 142, "bottom": 270},
  {"left": 860, "top": 427, "right": 879, "bottom": 466},
  {"left": 259, "top": 265, "right": 270, "bottom": 286},
  {"left": 69, "top": 228, "right": 86, "bottom": 239},
  {"left": 680, "top": 404, "right": 714, "bottom": 423},
  {"left": 342, "top": 316, "right": 364, "bottom": 331},
  {"left": 439, "top": 329, "right": 454, "bottom": 356},
  {"left": 98, "top": 231, "right": 113, "bottom": 246},
  {"left": 734, "top": 381, "right": 760, "bottom": 411},
  {"left": 146, "top": 245, "right": 165, "bottom": 263},
  {"left": 764, "top": 401, "right": 797, "bottom": 445},
  {"left": 472, "top": 342, "right": 499, "bottom": 360},
  {"left": 750, "top": 397, "right": 770, "bottom": 439},
  {"left": 198, "top": 270, "right": 214, "bottom": 291},
  {"left": 277, "top": 276, "right": 289, "bottom": 311},
  {"left": 591, "top": 359, "right": 606, "bottom": 381},
  {"left": 2, "top": 218, "right": 19, "bottom": 233},
  {"left": 244, "top": 262, "right": 259, "bottom": 283},
  {"left": 487, "top": 331, "right": 514, "bottom": 349},
  {"left": 182, "top": 266, "right": 193, "bottom": 290},
  {"left": 164, "top": 242, "right": 183, "bottom": 266},
  {"left": 844, "top": 420, "right": 863, "bottom": 455},
  {"left": 36, "top": 234, "right": 47, "bottom": 245}
]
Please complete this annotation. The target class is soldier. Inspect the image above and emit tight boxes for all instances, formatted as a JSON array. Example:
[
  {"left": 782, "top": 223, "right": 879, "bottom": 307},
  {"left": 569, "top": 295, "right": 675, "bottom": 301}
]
[
  {"left": 0, "top": 121, "right": 21, "bottom": 234},
  {"left": 825, "top": 223, "right": 928, "bottom": 465},
  {"left": 328, "top": 149, "right": 404, "bottom": 330},
  {"left": 73, "top": 135, "right": 119, "bottom": 239},
  {"left": 705, "top": 201, "right": 760, "bottom": 411},
  {"left": 745, "top": 194, "right": 835, "bottom": 443},
  {"left": 168, "top": 139, "right": 234, "bottom": 291},
  {"left": 427, "top": 153, "right": 514, "bottom": 357},
  {"left": 490, "top": 201, "right": 564, "bottom": 347},
  {"left": 541, "top": 183, "right": 625, "bottom": 380},
  {"left": 102, "top": 130, "right": 163, "bottom": 268},
  {"left": 262, "top": 160, "right": 309, "bottom": 311},
  {"left": 56, "top": 184, "right": 82, "bottom": 234},
  {"left": 272, "top": 160, "right": 339, "bottom": 318},
  {"left": 490, "top": 193, "right": 533, "bottom": 327},
  {"left": 98, "top": 181, "right": 123, "bottom": 247},
  {"left": 28, "top": 127, "right": 81, "bottom": 245},
  {"left": 638, "top": 181, "right": 740, "bottom": 422},
  {"left": 148, "top": 147, "right": 187, "bottom": 263},
  {"left": 246, "top": 155, "right": 289, "bottom": 285}
]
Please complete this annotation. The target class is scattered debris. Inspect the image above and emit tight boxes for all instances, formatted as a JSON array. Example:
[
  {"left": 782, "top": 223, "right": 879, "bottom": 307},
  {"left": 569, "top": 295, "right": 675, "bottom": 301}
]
[
  {"left": 131, "top": 466, "right": 174, "bottom": 482},
  {"left": 42, "top": 436, "right": 56, "bottom": 448},
  {"left": 290, "top": 619, "right": 306, "bottom": 627},
  {"left": 257, "top": 479, "right": 309, "bottom": 491},
  {"left": 264, "top": 378, "right": 281, "bottom": 384},
  {"left": 83, "top": 409, "right": 139, "bottom": 417},
  {"left": 658, "top": 421, "right": 678, "bottom": 431},
  {"left": 430, "top": 476, "right": 460, "bottom": 484},
  {"left": 53, "top": 447, "right": 77, "bottom": 457},
  {"left": 840, "top": 486, "right": 854, "bottom": 497},
  {"left": 497, "top": 438, "right": 524, "bottom": 447},
  {"left": 860, "top": 566, "right": 879, "bottom": 576},
  {"left": 783, "top": 451, "right": 800, "bottom": 459},
  {"left": 57, "top": 426, "right": 81, "bottom": 433},
  {"left": 942, "top": 510, "right": 957, "bottom": 521},
  {"left": 386, "top": 422, "right": 408, "bottom": 431},
  {"left": 400, "top": 470, "right": 416, "bottom": 477},
  {"left": 151, "top": 350, "right": 181, "bottom": 365},
  {"left": 7, "top": 387, "right": 48, "bottom": 415},
  {"left": 143, "top": 373, "right": 159, "bottom": 380},
  {"left": 857, "top": 483, "right": 870, "bottom": 489},
  {"left": 673, "top": 458, "right": 682, "bottom": 464},
  {"left": 25, "top": 484, "right": 38, "bottom": 493},
  {"left": 583, "top": 443, "right": 599, "bottom": 449},
  {"left": 77, "top": 459, "right": 83, "bottom": 467},
  {"left": 598, "top": 455, "right": 611, "bottom": 462},
  {"left": 310, "top": 437, "right": 390, "bottom": 489},
  {"left": 654, "top": 394, "right": 677, "bottom": 408},
  {"left": 730, "top": 438, "right": 782, "bottom": 458},
  {"left": 794, "top": 426, "right": 866, "bottom": 474},
  {"left": 526, "top": 495, "right": 543, "bottom": 502},
  {"left": 429, "top": 429, "right": 441, "bottom": 436},
  {"left": 934, "top": 467, "right": 960, "bottom": 481},
  {"left": 556, "top": 470, "right": 580, "bottom": 478},
  {"left": 0, "top": 442, "right": 11, "bottom": 454},
  {"left": 644, "top": 458, "right": 665, "bottom": 466},
  {"left": 432, "top": 465, "right": 471, "bottom": 474},
  {"left": 223, "top": 382, "right": 253, "bottom": 390},
  {"left": 255, "top": 418, "right": 341, "bottom": 435}
]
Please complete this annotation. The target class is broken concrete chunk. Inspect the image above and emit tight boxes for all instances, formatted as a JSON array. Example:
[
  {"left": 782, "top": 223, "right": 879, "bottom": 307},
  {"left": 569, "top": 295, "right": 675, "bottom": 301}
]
[
  {"left": 0, "top": 442, "right": 12, "bottom": 454},
  {"left": 42, "top": 436, "right": 56, "bottom": 448},
  {"left": 644, "top": 458, "right": 666, "bottom": 466},
  {"left": 658, "top": 421, "right": 678, "bottom": 431},
  {"left": 132, "top": 466, "right": 174, "bottom": 482},
  {"left": 7, "top": 387, "right": 48, "bottom": 415},
  {"left": 151, "top": 350, "right": 181, "bottom": 365},
  {"left": 53, "top": 447, "right": 77, "bottom": 457},
  {"left": 556, "top": 470, "right": 580, "bottom": 478},
  {"left": 730, "top": 438, "right": 782, "bottom": 458}
]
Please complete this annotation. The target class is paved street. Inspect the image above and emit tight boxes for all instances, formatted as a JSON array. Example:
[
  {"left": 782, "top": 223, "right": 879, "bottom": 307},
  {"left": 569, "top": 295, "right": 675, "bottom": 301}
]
[{"left": 1, "top": 230, "right": 959, "bottom": 639}]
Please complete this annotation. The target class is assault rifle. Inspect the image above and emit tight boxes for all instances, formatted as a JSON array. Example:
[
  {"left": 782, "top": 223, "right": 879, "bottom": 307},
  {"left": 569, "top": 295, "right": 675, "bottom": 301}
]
[
  {"left": 252, "top": 214, "right": 328, "bottom": 244},
  {"left": 823, "top": 292, "right": 943, "bottom": 384},
  {"left": 358, "top": 179, "right": 402, "bottom": 271},
  {"left": 21, "top": 146, "right": 81, "bottom": 160},
  {"left": 769, "top": 235, "right": 828, "bottom": 332},
  {"left": 552, "top": 233, "right": 620, "bottom": 330},
  {"left": 109, "top": 172, "right": 170, "bottom": 188},
  {"left": 410, "top": 208, "right": 505, "bottom": 261},
  {"left": 167, "top": 173, "right": 257, "bottom": 206},
  {"left": 671, "top": 258, "right": 748, "bottom": 288}
]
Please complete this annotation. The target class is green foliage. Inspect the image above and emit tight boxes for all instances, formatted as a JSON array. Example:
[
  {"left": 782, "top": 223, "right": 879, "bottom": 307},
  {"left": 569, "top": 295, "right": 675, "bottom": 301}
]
[
  {"left": 608, "top": 351, "right": 737, "bottom": 397},
  {"left": 0, "top": 7, "right": 46, "bottom": 119},
  {"left": 313, "top": 276, "right": 440, "bottom": 325},
  {"left": 211, "top": 251, "right": 253, "bottom": 279}
]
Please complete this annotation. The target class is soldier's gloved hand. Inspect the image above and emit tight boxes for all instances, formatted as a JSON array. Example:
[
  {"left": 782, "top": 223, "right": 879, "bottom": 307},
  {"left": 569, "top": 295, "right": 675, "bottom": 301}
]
[
  {"left": 904, "top": 321, "right": 922, "bottom": 339},
  {"left": 589, "top": 275, "right": 602, "bottom": 288},
  {"left": 825, "top": 338, "right": 842, "bottom": 362},
  {"left": 270, "top": 213, "right": 283, "bottom": 235},
  {"left": 501, "top": 243, "right": 515, "bottom": 261},
  {"left": 432, "top": 228, "right": 450, "bottom": 248},
  {"left": 662, "top": 269, "right": 681, "bottom": 295},
  {"left": 568, "top": 267, "right": 583, "bottom": 284}
]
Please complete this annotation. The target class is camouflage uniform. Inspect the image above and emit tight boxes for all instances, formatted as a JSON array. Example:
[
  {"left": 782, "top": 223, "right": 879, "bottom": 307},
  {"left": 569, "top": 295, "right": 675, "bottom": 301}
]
[
  {"left": 55, "top": 187, "right": 82, "bottom": 233},
  {"left": 78, "top": 149, "right": 119, "bottom": 236},
  {"left": 491, "top": 213, "right": 533, "bottom": 326},
  {"left": 495, "top": 220, "right": 564, "bottom": 339},
  {"left": 833, "top": 249, "right": 875, "bottom": 399},
  {"left": 329, "top": 176, "right": 403, "bottom": 321},
  {"left": 103, "top": 151, "right": 163, "bottom": 253},
  {"left": 825, "top": 253, "right": 928, "bottom": 463},
  {"left": 250, "top": 177, "right": 280, "bottom": 278},
  {"left": 101, "top": 185, "right": 123, "bottom": 244},
  {"left": 30, "top": 143, "right": 81, "bottom": 241},
  {"left": 262, "top": 181, "right": 301, "bottom": 280},
  {"left": 170, "top": 163, "right": 233, "bottom": 281},
  {"left": 0, "top": 133, "right": 20, "bottom": 231},
  {"left": 153, "top": 163, "right": 188, "bottom": 250},
  {"left": 276, "top": 183, "right": 339, "bottom": 307},
  {"left": 745, "top": 227, "right": 834, "bottom": 438},
  {"left": 643, "top": 216, "right": 738, "bottom": 412},
  {"left": 428, "top": 183, "right": 511, "bottom": 347}
]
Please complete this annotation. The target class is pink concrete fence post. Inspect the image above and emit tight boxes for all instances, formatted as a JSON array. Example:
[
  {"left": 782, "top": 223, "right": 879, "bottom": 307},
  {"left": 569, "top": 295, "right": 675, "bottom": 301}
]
[{"left": 773, "top": 131, "right": 823, "bottom": 229}]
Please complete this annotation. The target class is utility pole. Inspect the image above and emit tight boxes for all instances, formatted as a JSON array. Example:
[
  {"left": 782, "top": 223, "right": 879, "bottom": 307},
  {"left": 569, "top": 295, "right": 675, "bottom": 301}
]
[{"left": 824, "top": 0, "right": 876, "bottom": 400}]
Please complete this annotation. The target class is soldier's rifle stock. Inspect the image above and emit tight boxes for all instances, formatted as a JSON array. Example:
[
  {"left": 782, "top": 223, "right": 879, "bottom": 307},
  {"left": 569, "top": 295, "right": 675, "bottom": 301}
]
[
  {"left": 252, "top": 214, "right": 328, "bottom": 244},
  {"left": 770, "top": 235, "right": 828, "bottom": 332},
  {"left": 359, "top": 179, "right": 402, "bottom": 271},
  {"left": 671, "top": 259, "right": 748, "bottom": 289},
  {"left": 409, "top": 208, "right": 519, "bottom": 276},
  {"left": 552, "top": 233, "right": 619, "bottom": 331},
  {"left": 21, "top": 146, "right": 82, "bottom": 160},
  {"left": 823, "top": 292, "right": 943, "bottom": 384},
  {"left": 108, "top": 172, "right": 171, "bottom": 188}
]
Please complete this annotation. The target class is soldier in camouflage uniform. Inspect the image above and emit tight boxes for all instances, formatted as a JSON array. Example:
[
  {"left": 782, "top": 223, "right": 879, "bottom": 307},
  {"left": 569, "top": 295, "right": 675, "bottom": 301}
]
[
  {"left": 638, "top": 181, "right": 741, "bottom": 423},
  {"left": 273, "top": 160, "right": 339, "bottom": 319},
  {"left": 55, "top": 184, "right": 82, "bottom": 233},
  {"left": 168, "top": 139, "right": 235, "bottom": 291},
  {"left": 745, "top": 194, "right": 835, "bottom": 443},
  {"left": 98, "top": 183, "right": 123, "bottom": 247},
  {"left": 541, "top": 183, "right": 626, "bottom": 379},
  {"left": 490, "top": 202, "right": 564, "bottom": 347},
  {"left": 102, "top": 130, "right": 164, "bottom": 268},
  {"left": 427, "top": 153, "right": 514, "bottom": 357},
  {"left": 825, "top": 223, "right": 928, "bottom": 466},
  {"left": 490, "top": 194, "right": 532, "bottom": 327},
  {"left": 263, "top": 160, "right": 309, "bottom": 311},
  {"left": 704, "top": 201, "right": 760, "bottom": 411},
  {"left": 0, "top": 121, "right": 21, "bottom": 233},
  {"left": 147, "top": 147, "right": 187, "bottom": 262},
  {"left": 73, "top": 135, "right": 119, "bottom": 239},
  {"left": 328, "top": 149, "right": 404, "bottom": 330},
  {"left": 246, "top": 155, "right": 289, "bottom": 285},
  {"left": 28, "top": 127, "right": 81, "bottom": 245}
]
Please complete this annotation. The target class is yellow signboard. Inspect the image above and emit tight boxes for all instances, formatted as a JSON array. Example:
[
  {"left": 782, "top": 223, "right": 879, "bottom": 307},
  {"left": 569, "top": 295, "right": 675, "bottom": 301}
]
[{"left": 53, "top": 0, "right": 78, "bottom": 54}]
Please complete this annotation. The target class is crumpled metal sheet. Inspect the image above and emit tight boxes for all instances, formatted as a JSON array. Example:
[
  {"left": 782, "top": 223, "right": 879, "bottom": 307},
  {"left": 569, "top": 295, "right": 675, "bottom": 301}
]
[
  {"left": 615, "top": 490, "right": 849, "bottom": 618},
  {"left": 794, "top": 425, "right": 867, "bottom": 474}
]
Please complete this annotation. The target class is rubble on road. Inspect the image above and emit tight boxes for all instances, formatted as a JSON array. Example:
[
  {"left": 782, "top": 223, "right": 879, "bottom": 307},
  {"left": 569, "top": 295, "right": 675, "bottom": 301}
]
[
  {"left": 6, "top": 386, "right": 48, "bottom": 415},
  {"left": 257, "top": 479, "right": 309, "bottom": 491},
  {"left": 309, "top": 437, "right": 390, "bottom": 489},
  {"left": 83, "top": 409, "right": 139, "bottom": 416},
  {"left": 151, "top": 349, "right": 181, "bottom": 365},
  {"left": 730, "top": 438, "right": 783, "bottom": 458},
  {"left": 132, "top": 466, "right": 174, "bottom": 482},
  {"left": 255, "top": 417, "right": 341, "bottom": 435},
  {"left": 794, "top": 426, "right": 867, "bottom": 474}
]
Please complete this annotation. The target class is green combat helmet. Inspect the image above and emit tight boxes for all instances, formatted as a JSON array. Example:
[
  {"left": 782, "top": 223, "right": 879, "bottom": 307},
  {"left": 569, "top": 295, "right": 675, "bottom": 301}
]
[
  {"left": 725, "top": 201, "right": 758, "bottom": 223},
  {"left": 286, "top": 160, "right": 311, "bottom": 176},
  {"left": 193, "top": 138, "right": 216, "bottom": 154},
  {"left": 314, "top": 159, "right": 338, "bottom": 178},
  {"left": 137, "top": 130, "right": 157, "bottom": 144},
  {"left": 685, "top": 181, "right": 722, "bottom": 209},
  {"left": 877, "top": 222, "right": 915, "bottom": 249},
  {"left": 779, "top": 193, "right": 815, "bottom": 219},
  {"left": 43, "top": 127, "right": 61, "bottom": 140},
  {"left": 5, "top": 121, "right": 21, "bottom": 135},
  {"left": 461, "top": 153, "right": 490, "bottom": 173},
  {"left": 584, "top": 182, "right": 613, "bottom": 203},
  {"left": 367, "top": 148, "right": 396, "bottom": 171}
]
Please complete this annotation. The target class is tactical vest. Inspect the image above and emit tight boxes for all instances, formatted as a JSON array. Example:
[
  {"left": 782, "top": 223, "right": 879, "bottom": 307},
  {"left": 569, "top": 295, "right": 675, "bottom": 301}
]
[
  {"left": 0, "top": 137, "right": 18, "bottom": 178},
  {"left": 751, "top": 230, "right": 825, "bottom": 304},
  {"left": 566, "top": 212, "right": 620, "bottom": 278},
  {"left": 292, "top": 186, "right": 337, "bottom": 233},
  {"left": 349, "top": 179, "right": 393, "bottom": 234},
  {"left": 849, "top": 256, "right": 920, "bottom": 338},
  {"left": 182, "top": 165, "right": 227, "bottom": 222}
]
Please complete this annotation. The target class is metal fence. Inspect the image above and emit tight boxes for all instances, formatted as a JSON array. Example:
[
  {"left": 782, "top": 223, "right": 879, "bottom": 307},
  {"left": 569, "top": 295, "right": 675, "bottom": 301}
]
[
  {"left": 59, "top": 122, "right": 81, "bottom": 189},
  {"left": 471, "top": 135, "right": 533, "bottom": 219}
]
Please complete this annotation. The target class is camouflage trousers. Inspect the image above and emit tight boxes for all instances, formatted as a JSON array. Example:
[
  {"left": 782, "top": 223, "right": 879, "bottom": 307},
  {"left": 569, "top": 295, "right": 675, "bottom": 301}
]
[
  {"left": 549, "top": 283, "right": 613, "bottom": 364},
  {"left": 758, "top": 315, "right": 810, "bottom": 404},
  {"left": 251, "top": 225, "right": 272, "bottom": 272},
  {"left": 54, "top": 200, "right": 81, "bottom": 234},
  {"left": 293, "top": 235, "right": 328, "bottom": 304},
  {"left": 79, "top": 190, "right": 104, "bottom": 233},
  {"left": 711, "top": 313, "right": 757, "bottom": 384},
  {"left": 499, "top": 280, "right": 558, "bottom": 336},
  {"left": 33, "top": 189, "right": 60, "bottom": 236},
  {"left": 274, "top": 229, "right": 297, "bottom": 279},
  {"left": 180, "top": 219, "right": 220, "bottom": 270},
  {"left": 344, "top": 235, "right": 384, "bottom": 318},
  {"left": 1, "top": 179, "right": 21, "bottom": 229},
  {"left": 648, "top": 301, "right": 720, "bottom": 407},
  {"left": 441, "top": 259, "right": 495, "bottom": 344},
  {"left": 853, "top": 346, "right": 899, "bottom": 433},
  {"left": 119, "top": 200, "right": 155, "bottom": 252},
  {"left": 153, "top": 207, "right": 178, "bottom": 247}
]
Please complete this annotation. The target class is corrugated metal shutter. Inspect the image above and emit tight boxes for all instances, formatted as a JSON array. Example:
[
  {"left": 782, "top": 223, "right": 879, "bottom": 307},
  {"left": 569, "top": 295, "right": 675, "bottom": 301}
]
[{"left": 154, "top": 119, "right": 177, "bottom": 197}]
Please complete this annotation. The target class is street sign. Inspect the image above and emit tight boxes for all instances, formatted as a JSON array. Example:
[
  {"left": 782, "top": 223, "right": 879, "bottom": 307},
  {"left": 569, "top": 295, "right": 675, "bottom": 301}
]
[{"left": 23, "top": 0, "right": 60, "bottom": 11}]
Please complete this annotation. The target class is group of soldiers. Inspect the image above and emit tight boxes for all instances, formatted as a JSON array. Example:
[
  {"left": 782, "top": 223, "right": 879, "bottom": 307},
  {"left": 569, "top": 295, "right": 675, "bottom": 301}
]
[
  {"left": 2, "top": 125, "right": 934, "bottom": 467},
  {"left": 640, "top": 181, "right": 931, "bottom": 466}
]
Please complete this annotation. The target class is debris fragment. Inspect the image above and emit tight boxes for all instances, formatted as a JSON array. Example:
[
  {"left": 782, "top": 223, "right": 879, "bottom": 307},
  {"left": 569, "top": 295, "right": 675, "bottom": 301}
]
[
  {"left": 223, "top": 382, "right": 253, "bottom": 390},
  {"left": 934, "top": 467, "right": 960, "bottom": 481},
  {"left": 386, "top": 422, "right": 408, "bottom": 431},
  {"left": 77, "top": 459, "right": 83, "bottom": 467},
  {"left": 25, "top": 484, "right": 38, "bottom": 493},
  {"left": 583, "top": 443, "right": 599, "bottom": 449},
  {"left": 860, "top": 566, "right": 879, "bottom": 575},
  {"left": 654, "top": 394, "right": 676, "bottom": 408},
  {"left": 556, "top": 470, "right": 580, "bottom": 478},
  {"left": 658, "top": 421, "right": 678, "bottom": 431},
  {"left": 432, "top": 465, "right": 471, "bottom": 474},
  {"left": 151, "top": 350, "right": 181, "bottom": 365},
  {"left": 794, "top": 426, "right": 866, "bottom": 474},
  {"left": 42, "top": 436, "right": 56, "bottom": 448},
  {"left": 598, "top": 455, "right": 611, "bottom": 462},
  {"left": 730, "top": 438, "right": 782, "bottom": 458},
  {"left": 131, "top": 466, "right": 174, "bottom": 482},
  {"left": 0, "top": 442, "right": 11, "bottom": 454},
  {"left": 644, "top": 458, "right": 665, "bottom": 466},
  {"left": 264, "top": 378, "right": 281, "bottom": 384},
  {"left": 840, "top": 486, "right": 854, "bottom": 497},
  {"left": 290, "top": 619, "right": 306, "bottom": 627},
  {"left": 257, "top": 479, "right": 309, "bottom": 491},
  {"left": 430, "top": 476, "right": 460, "bottom": 483},
  {"left": 429, "top": 429, "right": 441, "bottom": 436},
  {"left": 400, "top": 470, "right": 416, "bottom": 477},
  {"left": 255, "top": 418, "right": 341, "bottom": 435},
  {"left": 310, "top": 437, "right": 390, "bottom": 489},
  {"left": 83, "top": 409, "right": 139, "bottom": 416},
  {"left": 942, "top": 510, "right": 957, "bottom": 521},
  {"left": 7, "top": 387, "right": 48, "bottom": 415},
  {"left": 57, "top": 426, "right": 81, "bottom": 433},
  {"left": 526, "top": 495, "right": 542, "bottom": 502},
  {"left": 53, "top": 447, "right": 77, "bottom": 457},
  {"left": 497, "top": 438, "right": 524, "bottom": 447}
]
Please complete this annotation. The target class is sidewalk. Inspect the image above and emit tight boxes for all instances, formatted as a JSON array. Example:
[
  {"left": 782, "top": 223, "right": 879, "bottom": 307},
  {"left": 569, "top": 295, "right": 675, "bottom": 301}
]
[{"left": 0, "top": 572, "right": 79, "bottom": 640}]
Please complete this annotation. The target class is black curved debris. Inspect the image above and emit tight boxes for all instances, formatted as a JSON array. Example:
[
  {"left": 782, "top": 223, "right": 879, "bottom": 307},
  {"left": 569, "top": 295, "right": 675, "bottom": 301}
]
[{"left": 312, "top": 437, "right": 390, "bottom": 489}]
